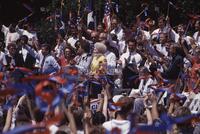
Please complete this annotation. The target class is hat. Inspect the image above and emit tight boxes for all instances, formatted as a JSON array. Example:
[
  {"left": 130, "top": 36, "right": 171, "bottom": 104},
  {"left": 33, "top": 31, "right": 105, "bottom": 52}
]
[
  {"left": 94, "top": 42, "right": 107, "bottom": 54},
  {"left": 112, "top": 95, "right": 124, "bottom": 103}
]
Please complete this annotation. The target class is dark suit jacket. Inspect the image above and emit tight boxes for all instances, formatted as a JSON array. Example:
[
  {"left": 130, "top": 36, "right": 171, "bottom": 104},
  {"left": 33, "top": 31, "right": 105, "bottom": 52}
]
[
  {"left": 122, "top": 64, "right": 139, "bottom": 89},
  {"left": 161, "top": 55, "right": 184, "bottom": 80},
  {"left": 15, "top": 45, "right": 36, "bottom": 69}
]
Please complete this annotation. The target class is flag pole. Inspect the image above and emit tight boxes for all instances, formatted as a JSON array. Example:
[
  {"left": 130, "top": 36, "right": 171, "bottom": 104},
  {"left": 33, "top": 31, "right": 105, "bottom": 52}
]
[
  {"left": 60, "top": 0, "right": 64, "bottom": 18},
  {"left": 52, "top": 0, "right": 57, "bottom": 31},
  {"left": 18, "top": 13, "right": 34, "bottom": 23},
  {"left": 184, "top": 20, "right": 191, "bottom": 36},
  {"left": 92, "top": 0, "right": 97, "bottom": 30},
  {"left": 166, "top": 2, "right": 170, "bottom": 20},
  {"left": 77, "top": 0, "right": 81, "bottom": 24},
  {"left": 68, "top": 0, "right": 72, "bottom": 25}
]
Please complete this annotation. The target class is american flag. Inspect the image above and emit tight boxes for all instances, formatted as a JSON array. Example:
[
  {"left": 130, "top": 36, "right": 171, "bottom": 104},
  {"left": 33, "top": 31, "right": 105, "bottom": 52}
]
[
  {"left": 87, "top": 0, "right": 96, "bottom": 30},
  {"left": 103, "top": 1, "right": 112, "bottom": 31}
]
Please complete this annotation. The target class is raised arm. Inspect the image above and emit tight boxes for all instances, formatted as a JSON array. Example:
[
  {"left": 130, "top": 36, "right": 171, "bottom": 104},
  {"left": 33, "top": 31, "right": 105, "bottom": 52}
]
[
  {"left": 150, "top": 94, "right": 159, "bottom": 120},
  {"left": 96, "top": 91, "right": 104, "bottom": 112},
  {"left": 179, "top": 39, "right": 193, "bottom": 63},
  {"left": 3, "top": 107, "right": 13, "bottom": 132},
  {"left": 143, "top": 96, "right": 153, "bottom": 125},
  {"left": 1, "top": 25, "right": 9, "bottom": 36},
  {"left": 15, "top": 25, "right": 24, "bottom": 36},
  {"left": 50, "top": 56, "right": 61, "bottom": 71},
  {"left": 26, "top": 96, "right": 36, "bottom": 124},
  {"left": 62, "top": 102, "right": 77, "bottom": 134},
  {"left": 24, "top": 44, "right": 40, "bottom": 60},
  {"left": 102, "top": 83, "right": 111, "bottom": 121},
  {"left": 168, "top": 98, "right": 175, "bottom": 115}
]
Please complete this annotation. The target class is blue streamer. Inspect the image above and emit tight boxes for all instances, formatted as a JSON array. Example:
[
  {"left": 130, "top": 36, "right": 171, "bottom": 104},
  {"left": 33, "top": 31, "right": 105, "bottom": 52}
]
[
  {"left": 136, "top": 113, "right": 200, "bottom": 133},
  {"left": 59, "top": 83, "right": 74, "bottom": 94},
  {"left": 4, "top": 125, "right": 45, "bottom": 134},
  {"left": 108, "top": 102, "right": 121, "bottom": 111},
  {"left": 35, "top": 92, "right": 63, "bottom": 112}
]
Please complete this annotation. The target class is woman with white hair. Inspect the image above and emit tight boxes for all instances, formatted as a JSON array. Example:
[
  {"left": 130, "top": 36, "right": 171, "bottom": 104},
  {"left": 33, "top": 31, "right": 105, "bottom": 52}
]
[{"left": 90, "top": 42, "right": 107, "bottom": 75}]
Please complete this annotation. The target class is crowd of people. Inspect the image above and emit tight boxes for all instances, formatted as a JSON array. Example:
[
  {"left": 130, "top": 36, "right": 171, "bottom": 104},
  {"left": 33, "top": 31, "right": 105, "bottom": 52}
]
[{"left": 0, "top": 6, "right": 200, "bottom": 134}]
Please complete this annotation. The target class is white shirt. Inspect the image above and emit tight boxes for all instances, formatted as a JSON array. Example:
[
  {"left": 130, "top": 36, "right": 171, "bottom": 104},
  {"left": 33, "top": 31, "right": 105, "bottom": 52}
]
[
  {"left": 111, "top": 27, "right": 124, "bottom": 41},
  {"left": 155, "top": 44, "right": 168, "bottom": 57},
  {"left": 67, "top": 37, "right": 78, "bottom": 49},
  {"left": 0, "top": 51, "right": 7, "bottom": 70},
  {"left": 120, "top": 51, "right": 142, "bottom": 69},
  {"left": 106, "top": 35, "right": 126, "bottom": 55},
  {"left": 24, "top": 45, "right": 60, "bottom": 74},
  {"left": 151, "top": 28, "right": 163, "bottom": 40},
  {"left": 183, "top": 36, "right": 193, "bottom": 45},
  {"left": 107, "top": 34, "right": 120, "bottom": 51},
  {"left": 142, "top": 30, "right": 151, "bottom": 41},
  {"left": 103, "top": 119, "right": 131, "bottom": 134},
  {"left": 193, "top": 31, "right": 200, "bottom": 46},
  {"left": 16, "top": 27, "right": 38, "bottom": 46},
  {"left": 75, "top": 53, "right": 92, "bottom": 74},
  {"left": 105, "top": 51, "right": 116, "bottom": 75},
  {"left": 49, "top": 125, "right": 59, "bottom": 134},
  {"left": 39, "top": 54, "right": 61, "bottom": 74},
  {"left": 173, "top": 32, "right": 192, "bottom": 45},
  {"left": 151, "top": 27, "right": 176, "bottom": 41},
  {"left": 0, "top": 51, "right": 7, "bottom": 65},
  {"left": 1, "top": 25, "right": 20, "bottom": 48},
  {"left": 138, "top": 77, "right": 157, "bottom": 95},
  {"left": 54, "top": 40, "right": 66, "bottom": 58},
  {"left": 21, "top": 47, "right": 28, "bottom": 61},
  {"left": 118, "top": 40, "right": 126, "bottom": 55},
  {"left": 16, "top": 26, "right": 38, "bottom": 41}
]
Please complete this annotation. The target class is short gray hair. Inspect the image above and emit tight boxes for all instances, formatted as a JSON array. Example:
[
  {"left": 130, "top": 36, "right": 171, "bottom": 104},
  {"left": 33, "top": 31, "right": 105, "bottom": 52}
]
[{"left": 94, "top": 42, "right": 107, "bottom": 54}]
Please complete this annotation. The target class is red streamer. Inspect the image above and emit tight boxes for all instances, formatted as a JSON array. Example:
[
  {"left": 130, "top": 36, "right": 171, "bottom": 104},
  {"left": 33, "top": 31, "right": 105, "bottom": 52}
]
[{"left": 35, "top": 81, "right": 57, "bottom": 104}]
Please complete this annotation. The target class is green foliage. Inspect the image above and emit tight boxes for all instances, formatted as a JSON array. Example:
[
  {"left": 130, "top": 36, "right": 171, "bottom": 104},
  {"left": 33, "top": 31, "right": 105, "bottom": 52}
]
[
  {"left": 35, "top": 18, "right": 56, "bottom": 46},
  {"left": 34, "top": 0, "right": 59, "bottom": 46}
]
